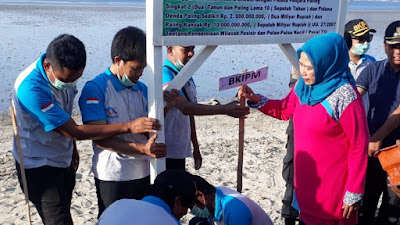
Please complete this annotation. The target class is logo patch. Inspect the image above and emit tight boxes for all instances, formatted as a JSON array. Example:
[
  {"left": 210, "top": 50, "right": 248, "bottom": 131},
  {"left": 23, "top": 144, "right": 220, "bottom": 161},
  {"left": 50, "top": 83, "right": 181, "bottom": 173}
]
[
  {"left": 106, "top": 107, "right": 119, "bottom": 119},
  {"left": 41, "top": 102, "right": 54, "bottom": 112},
  {"left": 86, "top": 97, "right": 99, "bottom": 104}
]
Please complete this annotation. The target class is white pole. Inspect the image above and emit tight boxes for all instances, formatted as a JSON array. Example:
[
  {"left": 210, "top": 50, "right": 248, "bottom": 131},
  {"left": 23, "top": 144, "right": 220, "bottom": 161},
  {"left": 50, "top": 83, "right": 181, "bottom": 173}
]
[{"left": 147, "top": 0, "right": 166, "bottom": 183}]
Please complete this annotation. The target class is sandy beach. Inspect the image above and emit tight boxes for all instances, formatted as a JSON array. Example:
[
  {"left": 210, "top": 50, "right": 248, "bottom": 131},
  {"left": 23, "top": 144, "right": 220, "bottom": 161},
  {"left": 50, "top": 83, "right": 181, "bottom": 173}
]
[
  {"left": 0, "top": 4, "right": 291, "bottom": 224},
  {"left": 1, "top": 1, "right": 400, "bottom": 224},
  {"left": 0, "top": 109, "right": 289, "bottom": 225}
]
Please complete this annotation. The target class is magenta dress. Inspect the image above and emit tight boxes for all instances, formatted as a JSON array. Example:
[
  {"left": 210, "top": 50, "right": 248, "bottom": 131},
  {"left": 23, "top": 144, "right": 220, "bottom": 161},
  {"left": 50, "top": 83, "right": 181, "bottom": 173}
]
[{"left": 257, "top": 84, "right": 369, "bottom": 225}]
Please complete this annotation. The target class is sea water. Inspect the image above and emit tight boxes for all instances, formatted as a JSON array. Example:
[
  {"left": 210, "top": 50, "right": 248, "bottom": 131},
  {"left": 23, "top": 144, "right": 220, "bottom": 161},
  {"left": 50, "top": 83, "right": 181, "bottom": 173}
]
[{"left": 0, "top": 0, "right": 399, "bottom": 114}]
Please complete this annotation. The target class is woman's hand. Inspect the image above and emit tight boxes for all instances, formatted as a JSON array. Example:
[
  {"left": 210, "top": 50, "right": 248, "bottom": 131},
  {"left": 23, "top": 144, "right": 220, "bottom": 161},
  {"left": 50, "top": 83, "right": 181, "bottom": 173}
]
[
  {"left": 238, "top": 85, "right": 260, "bottom": 103},
  {"left": 342, "top": 202, "right": 359, "bottom": 219}
]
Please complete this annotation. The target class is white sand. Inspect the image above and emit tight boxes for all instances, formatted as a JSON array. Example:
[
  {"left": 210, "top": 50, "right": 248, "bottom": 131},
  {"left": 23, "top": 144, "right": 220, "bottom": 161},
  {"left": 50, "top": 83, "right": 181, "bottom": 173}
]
[{"left": 0, "top": 110, "right": 289, "bottom": 225}]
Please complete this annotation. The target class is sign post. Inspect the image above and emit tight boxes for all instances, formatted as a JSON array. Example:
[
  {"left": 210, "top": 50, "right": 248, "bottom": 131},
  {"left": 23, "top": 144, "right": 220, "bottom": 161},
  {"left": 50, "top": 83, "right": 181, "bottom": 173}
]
[
  {"left": 147, "top": 0, "right": 346, "bottom": 183},
  {"left": 219, "top": 68, "right": 268, "bottom": 192}
]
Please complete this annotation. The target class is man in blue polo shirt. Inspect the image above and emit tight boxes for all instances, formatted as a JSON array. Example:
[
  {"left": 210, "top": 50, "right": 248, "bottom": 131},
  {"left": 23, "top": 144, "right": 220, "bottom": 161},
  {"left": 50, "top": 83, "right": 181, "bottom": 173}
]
[
  {"left": 356, "top": 20, "right": 400, "bottom": 225},
  {"left": 344, "top": 19, "right": 376, "bottom": 112},
  {"left": 79, "top": 26, "right": 177, "bottom": 218},
  {"left": 98, "top": 169, "right": 199, "bottom": 225},
  {"left": 162, "top": 46, "right": 250, "bottom": 170},
  {"left": 13, "top": 34, "right": 162, "bottom": 225},
  {"left": 189, "top": 175, "right": 273, "bottom": 225}
]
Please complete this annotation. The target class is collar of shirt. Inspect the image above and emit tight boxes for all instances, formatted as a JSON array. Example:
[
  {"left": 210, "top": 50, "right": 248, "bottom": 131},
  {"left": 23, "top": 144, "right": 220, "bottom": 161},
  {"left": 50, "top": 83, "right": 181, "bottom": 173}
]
[
  {"left": 213, "top": 188, "right": 225, "bottom": 221},
  {"left": 142, "top": 195, "right": 180, "bottom": 224},
  {"left": 37, "top": 53, "right": 51, "bottom": 84},
  {"left": 349, "top": 55, "right": 367, "bottom": 67},
  {"left": 164, "top": 59, "right": 180, "bottom": 75}
]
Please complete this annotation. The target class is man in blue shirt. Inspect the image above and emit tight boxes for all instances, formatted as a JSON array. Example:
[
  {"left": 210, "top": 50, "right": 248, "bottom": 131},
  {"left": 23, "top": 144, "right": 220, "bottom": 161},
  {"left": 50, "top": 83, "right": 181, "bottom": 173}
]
[
  {"left": 162, "top": 46, "right": 250, "bottom": 170},
  {"left": 344, "top": 19, "right": 376, "bottom": 113},
  {"left": 79, "top": 26, "right": 178, "bottom": 218},
  {"left": 98, "top": 169, "right": 199, "bottom": 225},
  {"left": 189, "top": 175, "right": 273, "bottom": 225},
  {"left": 356, "top": 20, "right": 400, "bottom": 225},
  {"left": 13, "top": 34, "right": 162, "bottom": 225}
]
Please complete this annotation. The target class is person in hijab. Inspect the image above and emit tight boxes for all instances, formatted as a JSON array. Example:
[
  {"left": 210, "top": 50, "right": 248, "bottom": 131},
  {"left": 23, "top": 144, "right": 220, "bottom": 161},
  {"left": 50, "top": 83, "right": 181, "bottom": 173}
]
[{"left": 238, "top": 32, "right": 369, "bottom": 225}]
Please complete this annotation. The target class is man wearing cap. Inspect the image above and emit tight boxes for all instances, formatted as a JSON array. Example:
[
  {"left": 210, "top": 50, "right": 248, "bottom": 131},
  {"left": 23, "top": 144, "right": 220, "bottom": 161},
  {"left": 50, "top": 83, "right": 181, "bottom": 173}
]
[
  {"left": 344, "top": 19, "right": 376, "bottom": 113},
  {"left": 97, "top": 169, "right": 199, "bottom": 225},
  {"left": 356, "top": 20, "right": 400, "bottom": 225}
]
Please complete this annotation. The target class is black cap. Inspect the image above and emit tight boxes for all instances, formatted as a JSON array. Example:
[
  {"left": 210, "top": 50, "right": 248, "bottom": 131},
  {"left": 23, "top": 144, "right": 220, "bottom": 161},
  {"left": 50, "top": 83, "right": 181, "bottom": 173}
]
[
  {"left": 345, "top": 19, "right": 376, "bottom": 38},
  {"left": 384, "top": 20, "right": 400, "bottom": 44},
  {"left": 153, "top": 169, "right": 200, "bottom": 204}
]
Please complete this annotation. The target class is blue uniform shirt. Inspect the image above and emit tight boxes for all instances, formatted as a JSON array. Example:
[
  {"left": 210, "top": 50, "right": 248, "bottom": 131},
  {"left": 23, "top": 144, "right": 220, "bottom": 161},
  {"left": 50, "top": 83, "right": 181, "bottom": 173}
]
[
  {"left": 356, "top": 59, "right": 400, "bottom": 147},
  {"left": 212, "top": 187, "right": 273, "bottom": 225},
  {"left": 98, "top": 197, "right": 180, "bottom": 225},
  {"left": 12, "top": 53, "right": 75, "bottom": 168},
  {"left": 162, "top": 59, "right": 197, "bottom": 159},
  {"left": 79, "top": 68, "right": 150, "bottom": 181}
]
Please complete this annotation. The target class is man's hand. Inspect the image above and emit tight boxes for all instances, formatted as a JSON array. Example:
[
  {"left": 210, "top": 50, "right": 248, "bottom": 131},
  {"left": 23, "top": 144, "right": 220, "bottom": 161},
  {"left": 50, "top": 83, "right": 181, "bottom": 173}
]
[
  {"left": 193, "top": 144, "right": 202, "bottom": 170},
  {"left": 128, "top": 117, "right": 161, "bottom": 134},
  {"left": 164, "top": 89, "right": 180, "bottom": 108},
  {"left": 72, "top": 143, "right": 80, "bottom": 172},
  {"left": 342, "top": 202, "right": 359, "bottom": 219},
  {"left": 143, "top": 134, "right": 167, "bottom": 158},
  {"left": 238, "top": 85, "right": 260, "bottom": 102},
  {"left": 388, "top": 176, "right": 400, "bottom": 198},
  {"left": 368, "top": 140, "right": 382, "bottom": 157},
  {"left": 223, "top": 101, "right": 250, "bottom": 118}
]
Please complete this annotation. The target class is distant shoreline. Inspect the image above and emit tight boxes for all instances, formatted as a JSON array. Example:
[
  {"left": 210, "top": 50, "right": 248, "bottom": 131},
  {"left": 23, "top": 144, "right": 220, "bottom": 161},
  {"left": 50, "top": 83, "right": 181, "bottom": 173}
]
[{"left": 0, "top": 1, "right": 145, "bottom": 8}]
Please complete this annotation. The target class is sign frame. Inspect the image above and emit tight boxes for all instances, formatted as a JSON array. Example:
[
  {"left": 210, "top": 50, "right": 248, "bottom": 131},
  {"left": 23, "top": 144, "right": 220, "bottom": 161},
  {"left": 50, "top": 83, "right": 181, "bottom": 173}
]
[
  {"left": 146, "top": 0, "right": 347, "bottom": 182},
  {"left": 157, "top": 0, "right": 347, "bottom": 46}
]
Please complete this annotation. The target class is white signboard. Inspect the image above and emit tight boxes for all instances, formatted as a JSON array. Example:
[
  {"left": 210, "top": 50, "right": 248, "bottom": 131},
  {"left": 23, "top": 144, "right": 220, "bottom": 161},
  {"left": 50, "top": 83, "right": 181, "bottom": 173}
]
[
  {"left": 159, "top": 0, "right": 346, "bottom": 46},
  {"left": 219, "top": 67, "right": 268, "bottom": 91}
]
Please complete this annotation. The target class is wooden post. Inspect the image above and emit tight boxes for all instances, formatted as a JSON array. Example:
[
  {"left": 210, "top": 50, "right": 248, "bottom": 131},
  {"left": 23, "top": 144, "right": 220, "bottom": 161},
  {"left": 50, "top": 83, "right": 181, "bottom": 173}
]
[
  {"left": 237, "top": 69, "right": 247, "bottom": 193},
  {"left": 237, "top": 96, "right": 245, "bottom": 193},
  {"left": 10, "top": 106, "right": 32, "bottom": 225}
]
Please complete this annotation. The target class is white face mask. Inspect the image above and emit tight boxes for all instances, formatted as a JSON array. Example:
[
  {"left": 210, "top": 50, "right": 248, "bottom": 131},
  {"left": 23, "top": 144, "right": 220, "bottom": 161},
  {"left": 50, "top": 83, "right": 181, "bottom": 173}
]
[
  {"left": 351, "top": 42, "right": 370, "bottom": 56},
  {"left": 117, "top": 60, "right": 136, "bottom": 87},
  {"left": 50, "top": 67, "right": 77, "bottom": 90},
  {"left": 173, "top": 49, "right": 185, "bottom": 71},
  {"left": 191, "top": 206, "right": 210, "bottom": 218}
]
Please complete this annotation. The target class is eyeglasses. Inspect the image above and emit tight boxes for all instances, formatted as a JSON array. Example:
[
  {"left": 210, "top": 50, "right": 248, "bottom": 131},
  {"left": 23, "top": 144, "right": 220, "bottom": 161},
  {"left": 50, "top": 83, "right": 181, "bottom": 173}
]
[{"left": 352, "top": 34, "right": 373, "bottom": 43}]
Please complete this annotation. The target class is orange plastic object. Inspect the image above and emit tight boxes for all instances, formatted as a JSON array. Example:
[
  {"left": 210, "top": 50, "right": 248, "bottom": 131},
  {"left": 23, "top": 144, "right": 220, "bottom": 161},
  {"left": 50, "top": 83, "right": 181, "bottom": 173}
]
[{"left": 375, "top": 145, "right": 400, "bottom": 184}]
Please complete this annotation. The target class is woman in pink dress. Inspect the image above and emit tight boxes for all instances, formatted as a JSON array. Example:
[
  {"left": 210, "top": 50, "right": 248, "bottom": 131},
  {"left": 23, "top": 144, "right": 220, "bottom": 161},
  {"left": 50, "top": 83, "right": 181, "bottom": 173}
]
[{"left": 239, "top": 33, "right": 369, "bottom": 225}]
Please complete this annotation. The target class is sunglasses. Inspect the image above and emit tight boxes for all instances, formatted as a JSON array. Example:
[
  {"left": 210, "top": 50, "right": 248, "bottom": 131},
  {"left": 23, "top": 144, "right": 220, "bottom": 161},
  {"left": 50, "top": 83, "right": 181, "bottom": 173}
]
[{"left": 352, "top": 34, "right": 373, "bottom": 43}]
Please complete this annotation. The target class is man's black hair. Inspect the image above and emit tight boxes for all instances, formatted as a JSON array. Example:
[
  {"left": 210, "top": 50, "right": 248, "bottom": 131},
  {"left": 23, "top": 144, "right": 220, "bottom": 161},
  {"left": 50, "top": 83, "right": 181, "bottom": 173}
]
[
  {"left": 343, "top": 32, "right": 352, "bottom": 50},
  {"left": 192, "top": 175, "right": 216, "bottom": 195},
  {"left": 46, "top": 34, "right": 86, "bottom": 71},
  {"left": 149, "top": 169, "right": 197, "bottom": 210},
  {"left": 111, "top": 26, "right": 146, "bottom": 62}
]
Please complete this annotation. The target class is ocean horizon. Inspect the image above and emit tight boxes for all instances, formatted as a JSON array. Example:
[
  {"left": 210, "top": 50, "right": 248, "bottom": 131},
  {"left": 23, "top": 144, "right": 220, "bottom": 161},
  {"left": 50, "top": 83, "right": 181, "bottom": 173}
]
[
  {"left": 0, "top": 0, "right": 145, "bottom": 7},
  {"left": 0, "top": 0, "right": 400, "bottom": 115},
  {"left": 0, "top": 0, "right": 399, "bottom": 8}
]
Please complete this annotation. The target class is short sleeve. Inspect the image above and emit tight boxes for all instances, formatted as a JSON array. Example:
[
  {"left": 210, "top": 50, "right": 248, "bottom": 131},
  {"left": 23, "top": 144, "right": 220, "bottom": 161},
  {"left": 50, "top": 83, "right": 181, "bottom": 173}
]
[
  {"left": 223, "top": 197, "right": 252, "bottom": 225},
  {"left": 162, "top": 66, "right": 184, "bottom": 96},
  {"left": 355, "top": 65, "right": 371, "bottom": 91},
  {"left": 17, "top": 82, "right": 70, "bottom": 132},
  {"left": 79, "top": 80, "right": 107, "bottom": 123}
]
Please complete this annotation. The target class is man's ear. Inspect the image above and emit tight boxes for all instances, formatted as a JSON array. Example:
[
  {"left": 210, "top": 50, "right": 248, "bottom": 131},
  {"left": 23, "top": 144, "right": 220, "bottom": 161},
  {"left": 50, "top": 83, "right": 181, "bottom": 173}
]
[
  {"left": 43, "top": 59, "right": 51, "bottom": 70},
  {"left": 167, "top": 46, "right": 174, "bottom": 54},
  {"left": 174, "top": 196, "right": 183, "bottom": 207},
  {"left": 113, "top": 56, "right": 122, "bottom": 66},
  {"left": 196, "top": 190, "right": 206, "bottom": 205}
]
